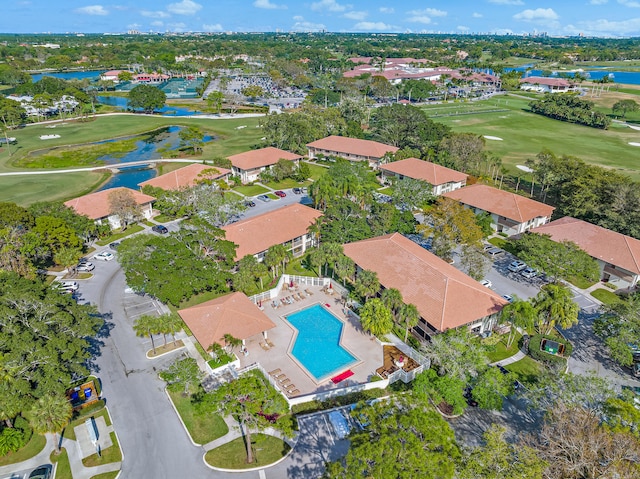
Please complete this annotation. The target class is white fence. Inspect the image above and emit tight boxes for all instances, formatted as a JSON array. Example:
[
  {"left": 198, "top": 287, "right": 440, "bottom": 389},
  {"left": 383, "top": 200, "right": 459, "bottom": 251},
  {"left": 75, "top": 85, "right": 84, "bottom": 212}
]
[{"left": 248, "top": 274, "right": 331, "bottom": 305}]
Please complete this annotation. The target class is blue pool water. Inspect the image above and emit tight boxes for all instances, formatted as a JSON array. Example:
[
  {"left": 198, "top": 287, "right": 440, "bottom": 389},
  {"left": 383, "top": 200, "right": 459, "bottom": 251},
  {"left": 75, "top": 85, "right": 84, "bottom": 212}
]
[{"left": 286, "top": 304, "right": 357, "bottom": 380}]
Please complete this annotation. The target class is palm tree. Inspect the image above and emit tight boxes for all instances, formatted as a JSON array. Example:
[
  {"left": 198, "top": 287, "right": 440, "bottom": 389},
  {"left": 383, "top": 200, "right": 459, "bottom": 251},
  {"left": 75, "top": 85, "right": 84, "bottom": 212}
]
[
  {"left": 320, "top": 242, "right": 344, "bottom": 277},
  {"left": 223, "top": 334, "right": 243, "bottom": 353},
  {"left": 533, "top": 284, "right": 580, "bottom": 335},
  {"left": 157, "top": 313, "right": 184, "bottom": 347},
  {"left": 306, "top": 217, "right": 323, "bottom": 247},
  {"left": 133, "top": 314, "right": 162, "bottom": 354},
  {"left": 354, "top": 269, "right": 380, "bottom": 301},
  {"left": 398, "top": 303, "right": 421, "bottom": 343},
  {"left": 381, "top": 288, "right": 404, "bottom": 320},
  {"left": 334, "top": 254, "right": 355, "bottom": 285},
  {"left": 264, "top": 244, "right": 287, "bottom": 278},
  {"left": 26, "top": 394, "right": 72, "bottom": 453},
  {"left": 500, "top": 298, "right": 537, "bottom": 347},
  {"left": 359, "top": 298, "right": 393, "bottom": 336}
]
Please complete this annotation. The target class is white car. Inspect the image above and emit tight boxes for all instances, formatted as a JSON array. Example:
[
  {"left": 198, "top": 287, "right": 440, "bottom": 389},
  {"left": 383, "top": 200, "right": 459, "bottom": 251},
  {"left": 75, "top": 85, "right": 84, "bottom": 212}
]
[
  {"left": 76, "top": 261, "right": 95, "bottom": 272},
  {"left": 508, "top": 260, "right": 527, "bottom": 273},
  {"left": 480, "top": 279, "right": 493, "bottom": 289},
  {"left": 57, "top": 280, "right": 79, "bottom": 292},
  {"left": 93, "top": 251, "right": 115, "bottom": 262},
  {"left": 521, "top": 267, "right": 537, "bottom": 279}
]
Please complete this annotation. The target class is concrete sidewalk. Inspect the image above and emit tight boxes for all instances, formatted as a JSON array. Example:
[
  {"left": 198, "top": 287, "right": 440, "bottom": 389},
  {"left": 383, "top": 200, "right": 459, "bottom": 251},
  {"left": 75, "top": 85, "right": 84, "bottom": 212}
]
[{"left": 0, "top": 434, "right": 56, "bottom": 477}]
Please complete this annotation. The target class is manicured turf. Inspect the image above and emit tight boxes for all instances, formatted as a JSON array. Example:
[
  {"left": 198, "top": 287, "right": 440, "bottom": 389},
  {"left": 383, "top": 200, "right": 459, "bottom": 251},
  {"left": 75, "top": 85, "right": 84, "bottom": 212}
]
[
  {"left": 95, "top": 224, "right": 144, "bottom": 246},
  {"left": 566, "top": 276, "right": 598, "bottom": 290},
  {"left": 234, "top": 184, "right": 270, "bottom": 196},
  {"left": 82, "top": 432, "right": 122, "bottom": 467},
  {"left": 485, "top": 332, "right": 523, "bottom": 363},
  {"left": 50, "top": 448, "right": 72, "bottom": 479},
  {"left": 591, "top": 288, "right": 623, "bottom": 305},
  {"left": 0, "top": 433, "right": 46, "bottom": 466},
  {"left": 90, "top": 472, "right": 120, "bottom": 479},
  {"left": 428, "top": 96, "right": 640, "bottom": 179},
  {"left": 167, "top": 387, "right": 228, "bottom": 444},
  {"left": 504, "top": 356, "right": 544, "bottom": 386},
  {"left": 63, "top": 406, "right": 112, "bottom": 441},
  {"left": 204, "top": 433, "right": 290, "bottom": 469}
]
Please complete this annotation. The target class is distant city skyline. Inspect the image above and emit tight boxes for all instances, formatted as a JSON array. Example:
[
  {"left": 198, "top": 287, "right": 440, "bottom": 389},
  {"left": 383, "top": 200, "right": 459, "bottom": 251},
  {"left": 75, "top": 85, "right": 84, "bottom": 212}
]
[{"left": 1, "top": 0, "right": 639, "bottom": 38}]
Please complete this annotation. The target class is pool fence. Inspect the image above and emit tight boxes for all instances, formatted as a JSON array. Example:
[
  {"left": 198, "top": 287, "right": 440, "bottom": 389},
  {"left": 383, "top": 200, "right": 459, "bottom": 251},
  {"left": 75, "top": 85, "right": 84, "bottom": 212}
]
[{"left": 248, "top": 274, "right": 334, "bottom": 305}]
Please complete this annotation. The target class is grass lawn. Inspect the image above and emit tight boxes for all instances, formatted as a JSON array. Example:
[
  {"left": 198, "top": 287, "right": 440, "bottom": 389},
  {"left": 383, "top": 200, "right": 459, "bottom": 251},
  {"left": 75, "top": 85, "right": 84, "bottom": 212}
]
[
  {"left": 50, "top": 448, "right": 72, "bottom": 479},
  {"left": 0, "top": 434, "right": 46, "bottom": 466},
  {"left": 567, "top": 276, "right": 598, "bottom": 290},
  {"left": 178, "top": 289, "right": 228, "bottom": 309},
  {"left": 82, "top": 432, "right": 122, "bottom": 467},
  {"left": 487, "top": 237, "right": 508, "bottom": 249},
  {"left": 266, "top": 193, "right": 279, "bottom": 200},
  {"left": 204, "top": 434, "right": 290, "bottom": 470},
  {"left": 95, "top": 224, "right": 144, "bottom": 246},
  {"left": 591, "top": 288, "right": 623, "bottom": 305},
  {"left": 285, "top": 257, "right": 318, "bottom": 277},
  {"left": 63, "top": 406, "right": 111, "bottom": 442},
  {"left": 234, "top": 184, "right": 270, "bottom": 196},
  {"left": 0, "top": 114, "right": 263, "bottom": 205},
  {"left": 377, "top": 186, "right": 394, "bottom": 194},
  {"left": 90, "top": 473, "right": 120, "bottom": 479},
  {"left": 167, "top": 387, "right": 228, "bottom": 444},
  {"left": 152, "top": 214, "right": 176, "bottom": 223},
  {"left": 485, "top": 332, "right": 522, "bottom": 363},
  {"left": 430, "top": 95, "right": 640, "bottom": 180},
  {"left": 504, "top": 356, "right": 544, "bottom": 386},
  {"left": 264, "top": 178, "right": 309, "bottom": 189}
]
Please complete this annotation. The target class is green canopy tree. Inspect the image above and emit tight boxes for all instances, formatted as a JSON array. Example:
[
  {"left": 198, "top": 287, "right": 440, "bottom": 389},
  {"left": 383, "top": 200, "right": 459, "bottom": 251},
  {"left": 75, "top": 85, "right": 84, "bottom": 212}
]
[
  {"left": 160, "top": 357, "right": 203, "bottom": 396},
  {"left": 612, "top": 99, "right": 639, "bottom": 118},
  {"left": 471, "top": 366, "right": 515, "bottom": 410},
  {"left": 195, "top": 370, "right": 291, "bottom": 464},
  {"left": 353, "top": 269, "right": 379, "bottom": 301},
  {"left": 178, "top": 126, "right": 205, "bottom": 154},
  {"left": 532, "top": 284, "right": 579, "bottom": 334},
  {"left": 26, "top": 394, "right": 72, "bottom": 453},
  {"left": 397, "top": 303, "right": 421, "bottom": 343},
  {"left": 128, "top": 84, "right": 166, "bottom": 113},
  {"left": 380, "top": 288, "right": 403, "bottom": 320},
  {"left": 133, "top": 314, "right": 162, "bottom": 354},
  {"left": 359, "top": 298, "right": 393, "bottom": 336},
  {"left": 594, "top": 294, "right": 640, "bottom": 367},
  {"left": 501, "top": 297, "right": 537, "bottom": 347}
]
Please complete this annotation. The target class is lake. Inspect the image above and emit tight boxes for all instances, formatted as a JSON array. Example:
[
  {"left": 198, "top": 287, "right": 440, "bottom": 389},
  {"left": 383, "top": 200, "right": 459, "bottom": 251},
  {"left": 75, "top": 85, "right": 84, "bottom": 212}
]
[
  {"left": 31, "top": 70, "right": 103, "bottom": 82},
  {"left": 508, "top": 66, "right": 640, "bottom": 85},
  {"left": 96, "top": 126, "right": 213, "bottom": 190},
  {"left": 96, "top": 95, "right": 202, "bottom": 116}
]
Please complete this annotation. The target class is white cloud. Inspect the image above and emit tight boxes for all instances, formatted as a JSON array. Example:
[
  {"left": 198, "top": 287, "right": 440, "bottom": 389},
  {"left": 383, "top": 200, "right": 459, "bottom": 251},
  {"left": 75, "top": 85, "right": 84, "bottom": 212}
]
[
  {"left": 291, "top": 20, "right": 326, "bottom": 31},
  {"left": 473, "top": 12, "right": 483, "bottom": 18},
  {"left": 311, "top": 0, "right": 350, "bottom": 12},
  {"left": 75, "top": 5, "right": 109, "bottom": 15},
  {"left": 293, "top": 15, "right": 304, "bottom": 21},
  {"left": 353, "top": 21, "right": 396, "bottom": 30},
  {"left": 408, "top": 8, "right": 447, "bottom": 17},
  {"left": 343, "top": 10, "right": 367, "bottom": 20},
  {"left": 167, "top": 0, "right": 202, "bottom": 15},
  {"left": 203, "top": 23, "right": 223, "bottom": 31},
  {"left": 253, "top": 0, "right": 287, "bottom": 9},
  {"left": 151, "top": 20, "right": 164, "bottom": 27},
  {"left": 565, "top": 17, "right": 640, "bottom": 35},
  {"left": 457, "top": 25, "right": 470, "bottom": 32},
  {"left": 513, "top": 8, "right": 559, "bottom": 22},
  {"left": 619, "top": 0, "right": 640, "bottom": 7},
  {"left": 167, "top": 21, "right": 187, "bottom": 31},
  {"left": 127, "top": 23, "right": 141, "bottom": 29},
  {"left": 488, "top": 0, "right": 524, "bottom": 4},
  {"left": 141, "top": 10, "right": 170, "bottom": 18},
  {"left": 590, "top": 0, "right": 608, "bottom": 4},
  {"left": 379, "top": 7, "right": 394, "bottom": 13},
  {"left": 407, "top": 16, "right": 432, "bottom": 24}
]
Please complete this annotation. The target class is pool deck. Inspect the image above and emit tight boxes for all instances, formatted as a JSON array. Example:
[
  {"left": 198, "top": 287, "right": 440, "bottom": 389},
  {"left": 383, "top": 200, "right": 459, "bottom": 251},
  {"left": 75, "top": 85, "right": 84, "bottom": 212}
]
[{"left": 237, "top": 284, "right": 384, "bottom": 397}]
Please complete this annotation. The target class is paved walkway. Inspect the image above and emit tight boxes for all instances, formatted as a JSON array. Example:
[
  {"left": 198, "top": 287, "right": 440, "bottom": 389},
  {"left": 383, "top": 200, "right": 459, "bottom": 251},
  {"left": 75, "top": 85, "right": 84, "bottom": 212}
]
[
  {"left": 491, "top": 350, "right": 526, "bottom": 367},
  {"left": 202, "top": 416, "right": 296, "bottom": 452},
  {"left": 0, "top": 434, "right": 56, "bottom": 477}
]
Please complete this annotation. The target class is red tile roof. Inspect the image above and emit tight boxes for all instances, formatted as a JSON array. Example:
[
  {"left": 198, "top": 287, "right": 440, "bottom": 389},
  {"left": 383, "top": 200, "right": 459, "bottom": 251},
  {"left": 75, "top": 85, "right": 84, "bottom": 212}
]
[
  {"left": 307, "top": 136, "right": 399, "bottom": 159},
  {"left": 343, "top": 233, "right": 506, "bottom": 332},
  {"left": 178, "top": 292, "right": 276, "bottom": 348},
  {"left": 138, "top": 163, "right": 231, "bottom": 190},
  {"left": 520, "top": 76, "right": 572, "bottom": 87},
  {"left": 530, "top": 217, "right": 640, "bottom": 275},
  {"left": 380, "top": 158, "right": 467, "bottom": 186},
  {"left": 228, "top": 147, "right": 302, "bottom": 171},
  {"left": 443, "top": 184, "right": 554, "bottom": 223},
  {"left": 64, "top": 187, "right": 155, "bottom": 220},
  {"left": 223, "top": 204, "right": 323, "bottom": 260}
]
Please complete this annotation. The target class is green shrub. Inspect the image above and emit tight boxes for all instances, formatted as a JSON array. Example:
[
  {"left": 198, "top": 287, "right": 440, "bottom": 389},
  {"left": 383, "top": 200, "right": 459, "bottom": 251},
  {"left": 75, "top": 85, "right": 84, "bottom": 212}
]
[
  {"left": 13, "top": 416, "right": 32, "bottom": 445},
  {"left": 528, "top": 334, "right": 573, "bottom": 367},
  {"left": 0, "top": 416, "right": 32, "bottom": 456},
  {"left": 291, "top": 388, "right": 387, "bottom": 415}
]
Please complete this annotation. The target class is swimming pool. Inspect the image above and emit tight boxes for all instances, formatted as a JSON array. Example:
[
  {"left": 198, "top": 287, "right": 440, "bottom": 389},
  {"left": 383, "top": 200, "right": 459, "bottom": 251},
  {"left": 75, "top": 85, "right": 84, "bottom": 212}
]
[{"left": 286, "top": 304, "right": 357, "bottom": 381}]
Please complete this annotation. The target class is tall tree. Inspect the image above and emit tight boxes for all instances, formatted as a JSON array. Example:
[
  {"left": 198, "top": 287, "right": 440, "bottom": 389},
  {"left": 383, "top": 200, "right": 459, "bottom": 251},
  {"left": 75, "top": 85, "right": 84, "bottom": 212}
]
[
  {"left": 133, "top": 314, "right": 162, "bottom": 354},
  {"left": 160, "top": 357, "right": 203, "bottom": 396},
  {"left": 397, "top": 303, "right": 420, "bottom": 343},
  {"left": 178, "top": 126, "right": 205, "bottom": 154},
  {"left": 380, "top": 288, "right": 403, "bottom": 320},
  {"left": 26, "top": 394, "right": 72, "bottom": 453},
  {"left": 594, "top": 293, "right": 640, "bottom": 367},
  {"left": 359, "top": 298, "right": 393, "bottom": 336},
  {"left": 108, "top": 189, "right": 142, "bottom": 231},
  {"left": 353, "top": 269, "right": 379, "bottom": 301},
  {"left": 532, "top": 284, "right": 579, "bottom": 334},
  {"left": 128, "top": 84, "right": 166, "bottom": 113},
  {"left": 500, "top": 297, "right": 537, "bottom": 347},
  {"left": 612, "top": 99, "right": 639, "bottom": 118}
]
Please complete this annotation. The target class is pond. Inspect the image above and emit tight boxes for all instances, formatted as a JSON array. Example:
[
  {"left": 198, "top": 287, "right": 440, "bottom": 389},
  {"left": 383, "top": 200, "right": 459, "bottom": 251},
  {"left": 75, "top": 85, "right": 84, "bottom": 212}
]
[
  {"left": 94, "top": 126, "right": 214, "bottom": 190},
  {"left": 507, "top": 66, "right": 640, "bottom": 85},
  {"left": 31, "top": 70, "right": 104, "bottom": 82},
  {"left": 97, "top": 95, "right": 203, "bottom": 116}
]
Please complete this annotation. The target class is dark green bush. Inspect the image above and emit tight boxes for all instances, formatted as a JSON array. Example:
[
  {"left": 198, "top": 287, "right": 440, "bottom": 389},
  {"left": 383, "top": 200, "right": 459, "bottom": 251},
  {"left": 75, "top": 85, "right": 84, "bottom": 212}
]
[
  {"left": 291, "top": 388, "right": 387, "bottom": 415},
  {"left": 528, "top": 333, "right": 573, "bottom": 367}
]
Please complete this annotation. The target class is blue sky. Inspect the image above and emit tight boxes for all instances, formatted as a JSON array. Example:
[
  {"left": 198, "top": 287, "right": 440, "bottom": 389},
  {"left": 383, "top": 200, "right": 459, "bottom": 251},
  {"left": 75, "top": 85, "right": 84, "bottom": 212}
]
[{"left": 2, "top": 0, "right": 639, "bottom": 37}]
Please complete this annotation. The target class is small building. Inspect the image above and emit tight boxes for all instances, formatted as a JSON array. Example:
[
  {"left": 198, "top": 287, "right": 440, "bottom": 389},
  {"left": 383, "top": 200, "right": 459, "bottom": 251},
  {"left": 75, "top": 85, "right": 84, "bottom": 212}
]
[
  {"left": 530, "top": 217, "right": 640, "bottom": 289},
  {"left": 64, "top": 187, "right": 155, "bottom": 230},
  {"left": 343, "top": 233, "right": 507, "bottom": 340},
  {"left": 138, "top": 163, "right": 231, "bottom": 191},
  {"left": 443, "top": 184, "right": 554, "bottom": 236},
  {"left": 379, "top": 158, "right": 468, "bottom": 196},
  {"left": 100, "top": 70, "right": 133, "bottom": 82},
  {"left": 228, "top": 147, "right": 302, "bottom": 184},
  {"left": 520, "top": 76, "right": 575, "bottom": 93},
  {"left": 222, "top": 204, "right": 322, "bottom": 261},
  {"left": 135, "top": 73, "right": 170, "bottom": 84},
  {"left": 306, "top": 136, "right": 399, "bottom": 169},
  {"left": 178, "top": 292, "right": 276, "bottom": 350}
]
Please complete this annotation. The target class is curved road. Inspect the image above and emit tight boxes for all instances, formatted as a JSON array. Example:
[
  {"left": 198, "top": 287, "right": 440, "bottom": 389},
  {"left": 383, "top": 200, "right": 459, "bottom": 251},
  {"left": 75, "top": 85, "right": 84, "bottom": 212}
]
[{"left": 84, "top": 255, "right": 335, "bottom": 478}]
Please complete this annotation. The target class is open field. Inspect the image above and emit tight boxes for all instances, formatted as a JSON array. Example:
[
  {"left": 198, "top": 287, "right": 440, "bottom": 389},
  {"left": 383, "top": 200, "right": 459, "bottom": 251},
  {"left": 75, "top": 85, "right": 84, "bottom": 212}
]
[
  {"left": 0, "top": 113, "right": 264, "bottom": 205},
  {"left": 428, "top": 96, "right": 640, "bottom": 179}
]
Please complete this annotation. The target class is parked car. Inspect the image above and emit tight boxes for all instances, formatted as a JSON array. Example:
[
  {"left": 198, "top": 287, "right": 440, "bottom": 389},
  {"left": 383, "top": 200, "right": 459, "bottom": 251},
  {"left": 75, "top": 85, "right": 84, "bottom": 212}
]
[
  {"left": 57, "top": 280, "right": 79, "bottom": 292},
  {"left": 28, "top": 466, "right": 52, "bottom": 479},
  {"left": 633, "top": 362, "right": 640, "bottom": 378},
  {"left": 76, "top": 261, "right": 95, "bottom": 272},
  {"left": 486, "top": 247, "right": 504, "bottom": 258},
  {"left": 152, "top": 224, "right": 169, "bottom": 234},
  {"left": 508, "top": 260, "right": 527, "bottom": 273},
  {"left": 109, "top": 242, "right": 120, "bottom": 250},
  {"left": 93, "top": 251, "right": 115, "bottom": 261},
  {"left": 257, "top": 195, "right": 270, "bottom": 202},
  {"left": 502, "top": 294, "right": 514, "bottom": 303},
  {"left": 292, "top": 187, "right": 302, "bottom": 194},
  {"left": 274, "top": 190, "right": 286, "bottom": 198},
  {"left": 483, "top": 244, "right": 495, "bottom": 252},
  {"left": 244, "top": 200, "right": 256, "bottom": 207},
  {"left": 480, "top": 279, "right": 493, "bottom": 289},
  {"left": 521, "top": 267, "right": 537, "bottom": 279}
]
